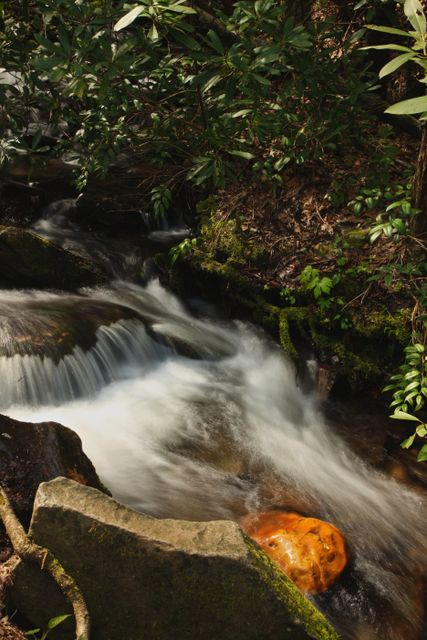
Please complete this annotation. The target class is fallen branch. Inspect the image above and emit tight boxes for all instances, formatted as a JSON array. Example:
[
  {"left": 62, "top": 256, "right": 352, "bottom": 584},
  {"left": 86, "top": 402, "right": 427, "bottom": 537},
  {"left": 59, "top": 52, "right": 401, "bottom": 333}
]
[{"left": 0, "top": 485, "right": 90, "bottom": 640}]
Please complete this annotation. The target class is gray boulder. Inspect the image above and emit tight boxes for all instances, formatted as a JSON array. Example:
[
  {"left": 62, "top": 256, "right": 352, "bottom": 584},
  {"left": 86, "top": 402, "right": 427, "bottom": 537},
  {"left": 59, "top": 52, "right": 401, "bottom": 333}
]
[{"left": 12, "top": 478, "right": 338, "bottom": 640}]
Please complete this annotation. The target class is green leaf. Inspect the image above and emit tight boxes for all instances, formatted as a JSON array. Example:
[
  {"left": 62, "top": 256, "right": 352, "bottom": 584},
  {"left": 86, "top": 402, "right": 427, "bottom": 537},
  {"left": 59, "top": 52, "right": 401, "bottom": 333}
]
[
  {"left": 386, "top": 95, "right": 427, "bottom": 115},
  {"left": 404, "top": 380, "right": 421, "bottom": 392},
  {"left": 361, "top": 44, "right": 415, "bottom": 53},
  {"left": 48, "top": 66, "right": 66, "bottom": 83},
  {"left": 390, "top": 410, "right": 421, "bottom": 421},
  {"left": 30, "top": 57, "right": 66, "bottom": 71},
  {"left": 404, "top": 370, "right": 421, "bottom": 380},
  {"left": 47, "top": 614, "right": 71, "bottom": 630},
  {"left": 206, "top": 30, "right": 225, "bottom": 55},
  {"left": 383, "top": 383, "right": 396, "bottom": 392},
  {"left": 404, "top": 0, "right": 426, "bottom": 37},
  {"left": 58, "top": 26, "right": 71, "bottom": 55},
  {"left": 415, "top": 395, "right": 424, "bottom": 411},
  {"left": 379, "top": 53, "right": 415, "bottom": 79},
  {"left": 404, "top": 390, "right": 420, "bottom": 403},
  {"left": 232, "top": 109, "right": 252, "bottom": 118},
  {"left": 34, "top": 34, "right": 61, "bottom": 55},
  {"left": 349, "top": 28, "right": 366, "bottom": 44},
  {"left": 31, "top": 128, "right": 43, "bottom": 150},
  {"left": 168, "top": 3, "right": 197, "bottom": 14},
  {"left": 202, "top": 73, "right": 222, "bottom": 93},
  {"left": 254, "top": 0, "right": 264, "bottom": 17},
  {"left": 227, "top": 150, "right": 255, "bottom": 160},
  {"left": 417, "top": 443, "right": 427, "bottom": 461},
  {"left": 274, "top": 156, "right": 291, "bottom": 171},
  {"left": 319, "top": 277, "right": 333, "bottom": 294},
  {"left": 114, "top": 6, "right": 144, "bottom": 31},
  {"left": 252, "top": 73, "right": 271, "bottom": 86},
  {"left": 401, "top": 433, "right": 416, "bottom": 449},
  {"left": 366, "top": 25, "right": 412, "bottom": 38},
  {"left": 416, "top": 423, "right": 427, "bottom": 437},
  {"left": 170, "top": 28, "right": 200, "bottom": 50},
  {"left": 148, "top": 23, "right": 159, "bottom": 41}
]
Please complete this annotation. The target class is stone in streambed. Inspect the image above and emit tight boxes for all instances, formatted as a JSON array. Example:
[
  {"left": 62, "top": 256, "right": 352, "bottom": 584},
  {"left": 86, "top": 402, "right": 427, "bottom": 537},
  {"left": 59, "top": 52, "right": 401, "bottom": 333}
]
[
  {"left": 0, "top": 297, "right": 138, "bottom": 361},
  {"left": 0, "top": 226, "right": 106, "bottom": 289},
  {"left": 12, "top": 478, "right": 339, "bottom": 640},
  {"left": 0, "top": 414, "right": 108, "bottom": 532},
  {"left": 241, "top": 511, "right": 348, "bottom": 594}
]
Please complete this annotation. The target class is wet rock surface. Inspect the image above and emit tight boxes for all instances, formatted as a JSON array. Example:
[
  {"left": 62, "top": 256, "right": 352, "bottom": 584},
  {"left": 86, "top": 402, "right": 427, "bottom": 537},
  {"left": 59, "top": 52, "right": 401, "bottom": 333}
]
[
  {"left": 12, "top": 478, "right": 338, "bottom": 640},
  {"left": 0, "top": 296, "right": 138, "bottom": 360},
  {"left": 0, "top": 180, "right": 45, "bottom": 227},
  {"left": 241, "top": 511, "right": 348, "bottom": 594},
  {"left": 0, "top": 415, "right": 108, "bottom": 559},
  {"left": 0, "top": 226, "right": 107, "bottom": 289}
]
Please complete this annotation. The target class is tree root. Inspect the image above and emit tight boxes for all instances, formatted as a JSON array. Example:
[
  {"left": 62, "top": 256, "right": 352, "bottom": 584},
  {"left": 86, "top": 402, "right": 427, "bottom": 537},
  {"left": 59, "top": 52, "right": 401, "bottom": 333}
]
[{"left": 0, "top": 485, "right": 90, "bottom": 640}]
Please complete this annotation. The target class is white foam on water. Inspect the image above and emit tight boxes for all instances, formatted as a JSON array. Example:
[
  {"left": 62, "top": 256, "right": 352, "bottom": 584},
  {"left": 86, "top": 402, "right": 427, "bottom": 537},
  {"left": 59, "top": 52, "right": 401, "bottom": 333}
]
[{"left": 2, "top": 280, "right": 426, "bottom": 638}]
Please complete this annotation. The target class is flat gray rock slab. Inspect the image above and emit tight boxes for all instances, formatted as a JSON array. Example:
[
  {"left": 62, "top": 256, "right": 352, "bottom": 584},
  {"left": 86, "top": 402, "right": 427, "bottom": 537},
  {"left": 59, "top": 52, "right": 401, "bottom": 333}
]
[{"left": 12, "top": 478, "right": 338, "bottom": 640}]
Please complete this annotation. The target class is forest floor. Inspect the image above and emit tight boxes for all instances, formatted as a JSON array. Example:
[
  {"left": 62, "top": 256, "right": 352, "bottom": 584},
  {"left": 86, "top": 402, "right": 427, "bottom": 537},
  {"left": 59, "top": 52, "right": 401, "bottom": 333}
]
[{"left": 198, "top": 126, "right": 420, "bottom": 305}]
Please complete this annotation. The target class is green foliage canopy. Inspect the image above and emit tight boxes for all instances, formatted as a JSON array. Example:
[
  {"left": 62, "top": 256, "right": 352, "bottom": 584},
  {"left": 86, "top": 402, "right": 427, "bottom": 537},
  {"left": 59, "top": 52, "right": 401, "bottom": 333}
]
[{"left": 0, "top": 0, "right": 373, "bottom": 188}]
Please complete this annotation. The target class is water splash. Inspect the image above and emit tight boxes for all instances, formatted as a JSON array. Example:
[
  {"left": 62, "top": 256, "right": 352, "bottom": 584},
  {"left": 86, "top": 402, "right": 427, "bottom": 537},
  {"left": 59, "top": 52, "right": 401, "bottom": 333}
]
[{"left": 2, "top": 281, "right": 426, "bottom": 639}]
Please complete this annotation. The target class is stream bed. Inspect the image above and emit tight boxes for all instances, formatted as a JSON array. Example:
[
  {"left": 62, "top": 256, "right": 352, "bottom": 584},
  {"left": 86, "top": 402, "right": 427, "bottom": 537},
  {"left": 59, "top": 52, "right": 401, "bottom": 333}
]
[{"left": 0, "top": 212, "right": 426, "bottom": 640}]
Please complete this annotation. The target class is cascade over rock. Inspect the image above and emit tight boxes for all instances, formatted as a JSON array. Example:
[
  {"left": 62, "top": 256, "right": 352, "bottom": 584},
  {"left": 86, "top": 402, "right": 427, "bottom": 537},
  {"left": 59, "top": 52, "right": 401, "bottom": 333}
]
[
  {"left": 0, "top": 296, "right": 138, "bottom": 360},
  {"left": 0, "top": 226, "right": 106, "bottom": 289},
  {"left": 11, "top": 478, "right": 339, "bottom": 640},
  {"left": 241, "top": 511, "right": 348, "bottom": 594}
]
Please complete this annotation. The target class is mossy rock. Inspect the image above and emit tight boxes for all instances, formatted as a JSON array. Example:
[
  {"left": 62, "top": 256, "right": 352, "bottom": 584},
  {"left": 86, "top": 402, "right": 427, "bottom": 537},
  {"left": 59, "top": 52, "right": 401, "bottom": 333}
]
[
  {"left": 12, "top": 479, "right": 339, "bottom": 640},
  {"left": 169, "top": 254, "right": 411, "bottom": 394},
  {"left": 341, "top": 229, "right": 369, "bottom": 247},
  {"left": 280, "top": 303, "right": 410, "bottom": 392},
  {"left": 196, "top": 197, "right": 269, "bottom": 267},
  {"left": 0, "top": 226, "right": 107, "bottom": 289}
]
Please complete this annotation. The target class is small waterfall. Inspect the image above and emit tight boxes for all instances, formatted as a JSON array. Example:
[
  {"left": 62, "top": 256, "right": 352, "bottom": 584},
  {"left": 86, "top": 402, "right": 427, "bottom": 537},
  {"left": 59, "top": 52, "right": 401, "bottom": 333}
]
[
  {"left": 0, "top": 282, "right": 237, "bottom": 407},
  {"left": 32, "top": 200, "right": 190, "bottom": 278},
  {"left": 0, "top": 320, "right": 166, "bottom": 407},
  {"left": 2, "top": 280, "right": 426, "bottom": 639}
]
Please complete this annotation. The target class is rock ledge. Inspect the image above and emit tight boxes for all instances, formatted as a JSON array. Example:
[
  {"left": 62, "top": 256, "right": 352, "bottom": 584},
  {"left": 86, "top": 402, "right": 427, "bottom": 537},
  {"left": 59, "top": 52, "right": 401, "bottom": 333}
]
[{"left": 12, "top": 478, "right": 338, "bottom": 640}]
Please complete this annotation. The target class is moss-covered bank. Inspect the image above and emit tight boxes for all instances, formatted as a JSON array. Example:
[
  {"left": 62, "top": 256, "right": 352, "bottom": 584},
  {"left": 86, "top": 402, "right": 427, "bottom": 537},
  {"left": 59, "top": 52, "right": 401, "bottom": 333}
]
[{"left": 164, "top": 197, "right": 411, "bottom": 395}]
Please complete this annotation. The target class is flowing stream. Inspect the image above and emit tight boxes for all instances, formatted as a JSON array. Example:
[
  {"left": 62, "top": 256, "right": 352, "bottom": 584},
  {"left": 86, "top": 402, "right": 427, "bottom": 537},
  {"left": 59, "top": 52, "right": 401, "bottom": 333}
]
[{"left": 0, "top": 213, "right": 426, "bottom": 640}]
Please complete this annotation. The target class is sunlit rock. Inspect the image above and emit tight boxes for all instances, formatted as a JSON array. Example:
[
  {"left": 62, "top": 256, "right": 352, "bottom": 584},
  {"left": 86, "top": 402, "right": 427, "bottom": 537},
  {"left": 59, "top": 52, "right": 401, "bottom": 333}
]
[
  {"left": 11, "top": 479, "right": 339, "bottom": 640},
  {"left": 241, "top": 510, "right": 348, "bottom": 594},
  {"left": 0, "top": 413, "right": 108, "bottom": 560}
]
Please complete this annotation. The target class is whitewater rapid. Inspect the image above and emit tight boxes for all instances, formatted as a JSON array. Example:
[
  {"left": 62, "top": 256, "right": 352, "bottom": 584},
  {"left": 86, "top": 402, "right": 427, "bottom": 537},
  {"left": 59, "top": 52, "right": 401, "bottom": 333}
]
[{"left": 1, "top": 280, "right": 425, "bottom": 639}]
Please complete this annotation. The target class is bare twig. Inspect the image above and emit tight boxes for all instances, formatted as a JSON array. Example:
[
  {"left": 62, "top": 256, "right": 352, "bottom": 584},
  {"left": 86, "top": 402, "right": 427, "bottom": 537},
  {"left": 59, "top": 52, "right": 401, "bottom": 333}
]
[
  {"left": 341, "top": 283, "right": 373, "bottom": 311},
  {"left": 0, "top": 485, "right": 90, "bottom": 640}
]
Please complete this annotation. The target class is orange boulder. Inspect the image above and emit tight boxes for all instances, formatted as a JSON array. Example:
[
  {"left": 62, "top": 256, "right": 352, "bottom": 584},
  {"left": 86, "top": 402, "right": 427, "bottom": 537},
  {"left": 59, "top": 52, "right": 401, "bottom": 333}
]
[{"left": 240, "top": 510, "right": 348, "bottom": 594}]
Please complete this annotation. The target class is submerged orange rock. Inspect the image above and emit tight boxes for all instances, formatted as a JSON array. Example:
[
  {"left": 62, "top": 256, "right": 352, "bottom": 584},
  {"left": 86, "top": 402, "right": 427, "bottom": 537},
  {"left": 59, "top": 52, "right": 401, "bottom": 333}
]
[{"left": 241, "top": 510, "right": 348, "bottom": 594}]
